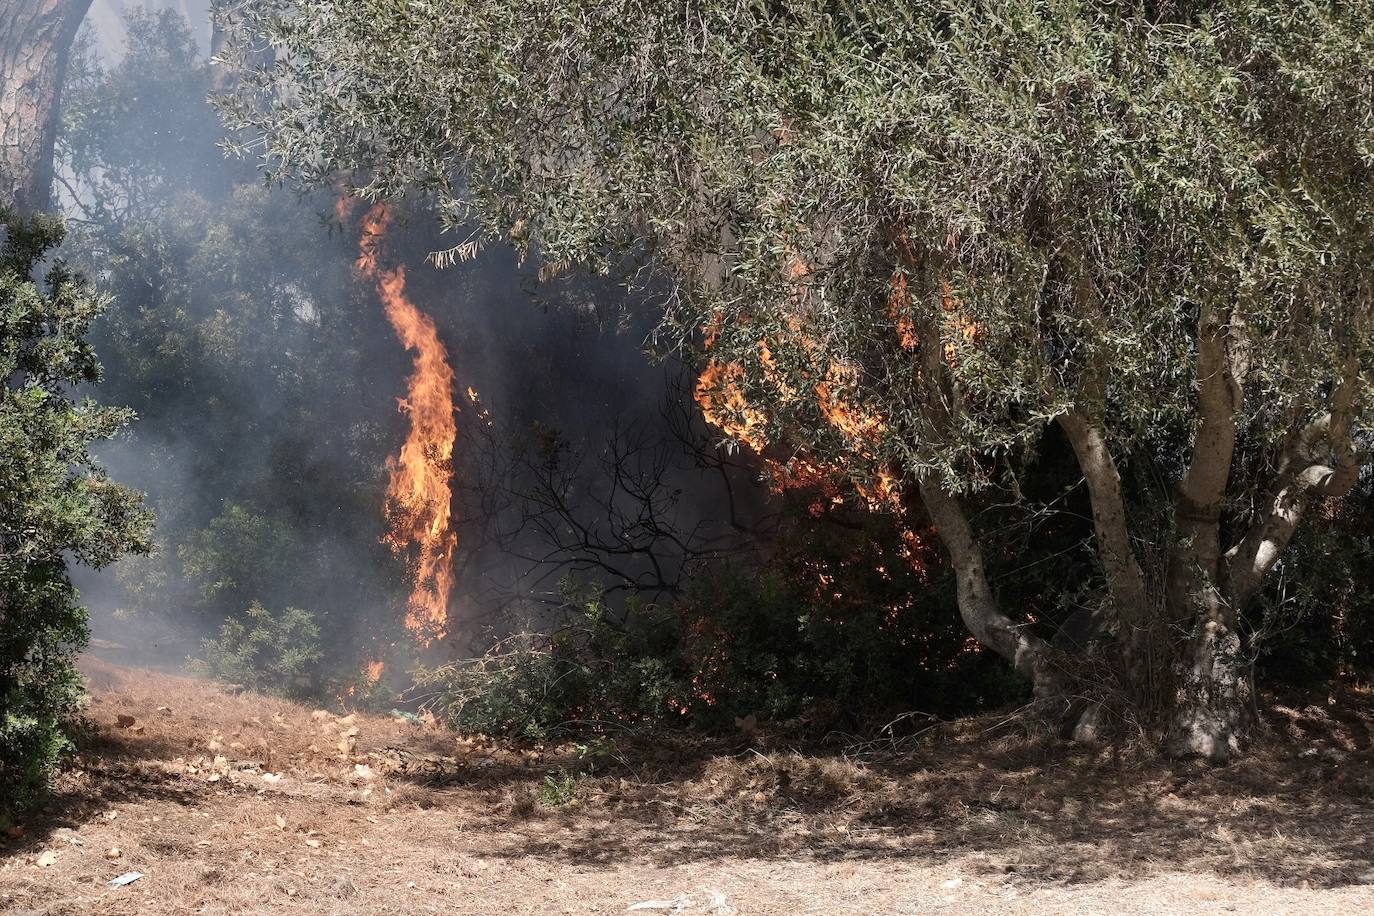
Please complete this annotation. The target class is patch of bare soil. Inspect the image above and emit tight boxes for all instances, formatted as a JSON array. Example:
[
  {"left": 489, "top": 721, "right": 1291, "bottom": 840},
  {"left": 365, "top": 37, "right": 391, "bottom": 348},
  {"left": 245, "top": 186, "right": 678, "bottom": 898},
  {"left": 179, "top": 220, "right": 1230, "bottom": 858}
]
[{"left": 3, "top": 658, "right": 1374, "bottom": 914}]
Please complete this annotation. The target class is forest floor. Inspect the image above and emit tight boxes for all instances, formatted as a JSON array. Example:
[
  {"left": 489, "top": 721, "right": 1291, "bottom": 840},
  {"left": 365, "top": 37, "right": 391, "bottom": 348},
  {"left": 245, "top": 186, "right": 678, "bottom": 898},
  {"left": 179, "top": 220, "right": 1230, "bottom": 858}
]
[{"left": 3, "top": 659, "right": 1374, "bottom": 914}]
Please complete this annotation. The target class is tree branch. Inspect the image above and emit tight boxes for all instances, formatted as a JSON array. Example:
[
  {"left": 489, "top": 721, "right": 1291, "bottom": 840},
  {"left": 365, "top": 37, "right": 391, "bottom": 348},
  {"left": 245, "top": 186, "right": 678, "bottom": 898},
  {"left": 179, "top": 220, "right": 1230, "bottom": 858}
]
[
  {"left": 1224, "top": 360, "right": 1363, "bottom": 608},
  {"left": 918, "top": 476, "right": 1062, "bottom": 699},
  {"left": 1057, "top": 411, "right": 1152, "bottom": 656}
]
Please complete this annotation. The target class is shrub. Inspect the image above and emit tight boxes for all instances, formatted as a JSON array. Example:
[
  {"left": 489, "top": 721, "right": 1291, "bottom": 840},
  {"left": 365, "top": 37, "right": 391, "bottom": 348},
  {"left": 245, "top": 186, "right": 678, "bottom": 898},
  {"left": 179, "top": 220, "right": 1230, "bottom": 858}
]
[
  {"left": 194, "top": 601, "right": 323, "bottom": 697},
  {"left": 420, "top": 587, "right": 686, "bottom": 740},
  {"left": 538, "top": 769, "right": 583, "bottom": 808},
  {"left": 1, "top": 213, "right": 152, "bottom": 812},
  {"left": 422, "top": 541, "right": 1024, "bottom": 742}
]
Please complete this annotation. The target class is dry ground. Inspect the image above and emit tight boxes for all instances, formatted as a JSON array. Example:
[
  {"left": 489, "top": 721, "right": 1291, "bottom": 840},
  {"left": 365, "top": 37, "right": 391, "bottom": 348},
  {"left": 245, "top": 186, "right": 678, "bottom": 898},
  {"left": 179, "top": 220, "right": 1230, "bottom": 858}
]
[{"left": 3, "top": 658, "right": 1374, "bottom": 914}]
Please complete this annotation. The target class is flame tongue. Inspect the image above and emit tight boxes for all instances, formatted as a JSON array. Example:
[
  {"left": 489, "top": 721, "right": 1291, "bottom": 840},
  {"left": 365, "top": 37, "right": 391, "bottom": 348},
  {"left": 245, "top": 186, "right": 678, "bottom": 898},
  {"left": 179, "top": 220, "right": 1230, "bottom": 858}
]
[{"left": 354, "top": 204, "right": 456, "bottom": 644}]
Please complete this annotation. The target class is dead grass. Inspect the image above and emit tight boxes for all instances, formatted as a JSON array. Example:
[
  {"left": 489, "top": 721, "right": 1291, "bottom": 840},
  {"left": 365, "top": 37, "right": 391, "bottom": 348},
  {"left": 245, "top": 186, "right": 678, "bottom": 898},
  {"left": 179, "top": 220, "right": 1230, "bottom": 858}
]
[{"left": 2, "top": 657, "right": 1374, "bottom": 914}]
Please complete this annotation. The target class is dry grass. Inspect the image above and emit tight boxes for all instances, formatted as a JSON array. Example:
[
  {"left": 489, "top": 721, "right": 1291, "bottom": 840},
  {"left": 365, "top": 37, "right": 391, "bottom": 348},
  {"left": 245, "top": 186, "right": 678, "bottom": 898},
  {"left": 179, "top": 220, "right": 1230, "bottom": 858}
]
[{"left": 2, "top": 657, "right": 1374, "bottom": 914}]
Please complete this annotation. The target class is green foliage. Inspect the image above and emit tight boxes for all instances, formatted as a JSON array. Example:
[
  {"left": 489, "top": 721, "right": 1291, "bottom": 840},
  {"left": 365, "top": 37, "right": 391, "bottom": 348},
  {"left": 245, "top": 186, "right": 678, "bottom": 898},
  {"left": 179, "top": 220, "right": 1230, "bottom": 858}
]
[
  {"left": 224, "top": 0, "right": 1374, "bottom": 489},
  {"left": 177, "top": 505, "right": 300, "bottom": 608},
  {"left": 1, "top": 213, "right": 152, "bottom": 812},
  {"left": 422, "top": 587, "right": 683, "bottom": 740},
  {"left": 1251, "top": 483, "right": 1374, "bottom": 686},
  {"left": 193, "top": 601, "right": 324, "bottom": 698},
  {"left": 537, "top": 768, "right": 584, "bottom": 808},
  {"left": 225, "top": 0, "right": 1374, "bottom": 719},
  {"left": 63, "top": 11, "right": 233, "bottom": 223}
]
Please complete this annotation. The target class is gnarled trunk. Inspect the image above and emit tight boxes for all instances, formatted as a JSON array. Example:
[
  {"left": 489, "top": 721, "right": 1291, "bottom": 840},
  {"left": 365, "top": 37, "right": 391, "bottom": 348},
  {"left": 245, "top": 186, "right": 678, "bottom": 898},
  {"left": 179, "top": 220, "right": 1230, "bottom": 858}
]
[
  {"left": 1057, "top": 411, "right": 1157, "bottom": 694},
  {"left": 1164, "top": 360, "right": 1361, "bottom": 761},
  {"left": 1168, "top": 607, "right": 1251, "bottom": 761},
  {"left": 918, "top": 477, "right": 1065, "bottom": 704},
  {"left": 0, "top": 0, "right": 92, "bottom": 214}
]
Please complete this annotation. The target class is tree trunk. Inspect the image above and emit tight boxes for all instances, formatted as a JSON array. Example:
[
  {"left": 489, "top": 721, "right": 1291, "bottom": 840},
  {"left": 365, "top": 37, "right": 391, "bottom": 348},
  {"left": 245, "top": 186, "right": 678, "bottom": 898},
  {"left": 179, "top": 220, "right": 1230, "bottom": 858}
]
[
  {"left": 918, "top": 477, "right": 1065, "bottom": 704},
  {"left": 1160, "top": 303, "right": 1249, "bottom": 761},
  {"left": 0, "top": 0, "right": 92, "bottom": 214},
  {"left": 1057, "top": 412, "right": 1156, "bottom": 691},
  {"left": 1167, "top": 602, "right": 1250, "bottom": 762}
]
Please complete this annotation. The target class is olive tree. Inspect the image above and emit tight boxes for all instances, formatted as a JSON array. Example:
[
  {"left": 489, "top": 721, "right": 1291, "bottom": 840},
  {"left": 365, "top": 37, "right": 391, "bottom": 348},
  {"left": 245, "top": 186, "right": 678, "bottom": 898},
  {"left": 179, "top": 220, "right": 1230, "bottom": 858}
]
[{"left": 221, "top": 0, "right": 1372, "bottom": 760}]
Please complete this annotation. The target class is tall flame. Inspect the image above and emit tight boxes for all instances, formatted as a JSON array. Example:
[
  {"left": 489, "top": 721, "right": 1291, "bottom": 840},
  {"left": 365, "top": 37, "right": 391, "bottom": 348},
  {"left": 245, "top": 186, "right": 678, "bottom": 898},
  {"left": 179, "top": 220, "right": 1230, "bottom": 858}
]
[{"left": 352, "top": 203, "right": 457, "bottom": 644}]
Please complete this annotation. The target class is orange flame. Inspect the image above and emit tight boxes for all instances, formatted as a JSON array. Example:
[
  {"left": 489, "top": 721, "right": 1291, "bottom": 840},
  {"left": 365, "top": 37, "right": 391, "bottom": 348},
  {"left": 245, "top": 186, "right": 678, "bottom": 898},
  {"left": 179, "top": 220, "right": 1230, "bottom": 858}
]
[
  {"left": 694, "top": 359, "right": 770, "bottom": 454},
  {"left": 364, "top": 660, "right": 385, "bottom": 684},
  {"left": 353, "top": 204, "right": 457, "bottom": 644}
]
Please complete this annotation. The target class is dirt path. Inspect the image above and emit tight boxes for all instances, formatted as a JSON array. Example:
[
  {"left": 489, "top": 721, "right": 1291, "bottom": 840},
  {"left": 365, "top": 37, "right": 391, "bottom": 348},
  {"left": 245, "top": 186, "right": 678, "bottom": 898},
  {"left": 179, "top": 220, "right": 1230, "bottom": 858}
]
[{"left": 3, "top": 659, "right": 1374, "bottom": 914}]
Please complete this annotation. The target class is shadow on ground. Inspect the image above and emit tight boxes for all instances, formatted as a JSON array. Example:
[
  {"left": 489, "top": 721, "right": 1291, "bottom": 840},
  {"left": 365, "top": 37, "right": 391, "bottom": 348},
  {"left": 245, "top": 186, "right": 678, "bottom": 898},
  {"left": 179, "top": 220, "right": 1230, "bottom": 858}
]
[{"left": 9, "top": 662, "right": 1374, "bottom": 894}]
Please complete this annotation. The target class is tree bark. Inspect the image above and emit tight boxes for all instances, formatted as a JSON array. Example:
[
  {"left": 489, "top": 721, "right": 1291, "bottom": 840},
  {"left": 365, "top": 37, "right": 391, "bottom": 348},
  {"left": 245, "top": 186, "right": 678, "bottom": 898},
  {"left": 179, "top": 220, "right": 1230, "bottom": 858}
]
[
  {"left": 0, "top": 0, "right": 91, "bottom": 215},
  {"left": 1165, "top": 304, "right": 1247, "bottom": 761},
  {"left": 1225, "top": 364, "right": 1362, "bottom": 608}
]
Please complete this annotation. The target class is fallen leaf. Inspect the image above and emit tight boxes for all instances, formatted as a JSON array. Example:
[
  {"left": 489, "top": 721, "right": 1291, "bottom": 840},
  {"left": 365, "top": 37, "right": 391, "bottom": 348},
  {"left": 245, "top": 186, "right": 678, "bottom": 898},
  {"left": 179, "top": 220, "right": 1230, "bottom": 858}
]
[
  {"left": 304, "top": 839, "right": 321, "bottom": 848},
  {"left": 275, "top": 815, "right": 286, "bottom": 830},
  {"left": 36, "top": 850, "right": 57, "bottom": 867},
  {"left": 104, "top": 847, "right": 122, "bottom": 860}
]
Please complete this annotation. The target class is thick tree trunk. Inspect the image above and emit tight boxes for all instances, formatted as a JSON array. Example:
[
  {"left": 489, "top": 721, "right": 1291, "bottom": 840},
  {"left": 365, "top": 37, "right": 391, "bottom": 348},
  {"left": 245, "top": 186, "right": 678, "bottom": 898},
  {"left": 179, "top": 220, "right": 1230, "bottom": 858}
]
[
  {"left": 1167, "top": 502, "right": 1250, "bottom": 761},
  {"left": 1167, "top": 590, "right": 1250, "bottom": 762},
  {"left": 0, "top": 0, "right": 92, "bottom": 214},
  {"left": 1162, "top": 303, "right": 1248, "bottom": 761}
]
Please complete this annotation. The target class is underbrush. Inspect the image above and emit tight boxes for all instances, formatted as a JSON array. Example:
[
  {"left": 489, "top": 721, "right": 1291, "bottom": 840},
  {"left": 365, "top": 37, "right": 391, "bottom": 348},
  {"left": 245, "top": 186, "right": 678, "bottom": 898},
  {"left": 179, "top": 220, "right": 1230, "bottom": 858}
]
[{"left": 416, "top": 565, "right": 1024, "bottom": 743}]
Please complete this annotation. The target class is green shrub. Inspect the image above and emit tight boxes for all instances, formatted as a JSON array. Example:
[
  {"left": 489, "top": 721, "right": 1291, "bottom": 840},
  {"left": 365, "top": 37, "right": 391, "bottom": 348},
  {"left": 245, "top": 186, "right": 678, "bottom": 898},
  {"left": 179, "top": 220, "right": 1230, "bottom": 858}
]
[
  {"left": 1250, "top": 482, "right": 1374, "bottom": 686},
  {"left": 538, "top": 768, "right": 583, "bottom": 808},
  {"left": 194, "top": 601, "right": 323, "bottom": 697},
  {"left": 419, "top": 586, "right": 685, "bottom": 740},
  {"left": 1, "top": 213, "right": 152, "bottom": 813}
]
